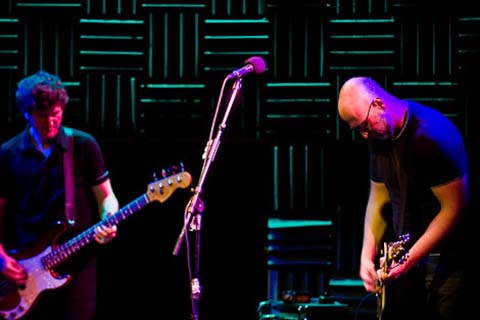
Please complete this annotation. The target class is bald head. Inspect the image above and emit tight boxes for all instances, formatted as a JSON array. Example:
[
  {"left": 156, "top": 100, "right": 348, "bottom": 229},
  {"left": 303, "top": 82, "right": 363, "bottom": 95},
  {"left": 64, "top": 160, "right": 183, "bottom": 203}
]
[
  {"left": 338, "top": 77, "right": 398, "bottom": 128},
  {"left": 338, "top": 77, "right": 377, "bottom": 125}
]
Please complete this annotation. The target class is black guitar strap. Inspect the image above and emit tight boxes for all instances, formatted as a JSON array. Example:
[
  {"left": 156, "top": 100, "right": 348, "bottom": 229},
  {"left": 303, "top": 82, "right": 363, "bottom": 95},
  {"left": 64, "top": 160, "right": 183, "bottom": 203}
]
[{"left": 64, "top": 127, "right": 76, "bottom": 227}]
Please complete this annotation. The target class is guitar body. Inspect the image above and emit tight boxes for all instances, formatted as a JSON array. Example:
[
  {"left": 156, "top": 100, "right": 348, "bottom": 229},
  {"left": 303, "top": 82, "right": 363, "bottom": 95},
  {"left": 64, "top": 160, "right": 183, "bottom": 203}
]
[{"left": 0, "top": 246, "right": 70, "bottom": 320}]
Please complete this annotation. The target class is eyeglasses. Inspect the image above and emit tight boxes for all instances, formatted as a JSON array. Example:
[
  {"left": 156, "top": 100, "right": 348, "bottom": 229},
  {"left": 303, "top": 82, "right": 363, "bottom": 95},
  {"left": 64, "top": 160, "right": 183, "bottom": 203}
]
[{"left": 352, "top": 99, "right": 374, "bottom": 133}]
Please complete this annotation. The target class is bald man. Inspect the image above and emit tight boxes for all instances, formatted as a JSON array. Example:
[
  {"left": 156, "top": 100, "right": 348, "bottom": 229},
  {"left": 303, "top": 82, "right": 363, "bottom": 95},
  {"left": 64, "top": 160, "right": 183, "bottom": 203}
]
[{"left": 338, "top": 77, "right": 470, "bottom": 320}]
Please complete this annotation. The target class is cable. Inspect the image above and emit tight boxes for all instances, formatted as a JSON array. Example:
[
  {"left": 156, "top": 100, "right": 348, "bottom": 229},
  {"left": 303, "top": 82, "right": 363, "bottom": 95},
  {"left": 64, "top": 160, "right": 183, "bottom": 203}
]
[{"left": 353, "top": 292, "right": 375, "bottom": 320}]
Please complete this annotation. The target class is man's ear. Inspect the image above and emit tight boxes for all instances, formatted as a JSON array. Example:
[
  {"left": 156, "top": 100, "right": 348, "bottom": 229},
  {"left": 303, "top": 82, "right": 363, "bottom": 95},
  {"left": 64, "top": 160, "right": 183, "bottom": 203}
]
[{"left": 372, "top": 97, "right": 384, "bottom": 110}]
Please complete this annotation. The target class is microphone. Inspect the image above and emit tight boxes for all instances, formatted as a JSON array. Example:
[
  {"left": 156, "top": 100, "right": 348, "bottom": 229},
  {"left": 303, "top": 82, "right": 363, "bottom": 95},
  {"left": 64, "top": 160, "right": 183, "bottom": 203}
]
[{"left": 228, "top": 56, "right": 266, "bottom": 79}]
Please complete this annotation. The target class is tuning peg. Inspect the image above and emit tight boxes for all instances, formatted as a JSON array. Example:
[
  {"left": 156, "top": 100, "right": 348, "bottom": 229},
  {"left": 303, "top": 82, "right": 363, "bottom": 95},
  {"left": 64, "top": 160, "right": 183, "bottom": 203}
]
[
  {"left": 399, "top": 233, "right": 410, "bottom": 242},
  {"left": 167, "top": 165, "right": 178, "bottom": 175},
  {"left": 161, "top": 168, "right": 167, "bottom": 178},
  {"left": 179, "top": 162, "right": 185, "bottom": 172}
]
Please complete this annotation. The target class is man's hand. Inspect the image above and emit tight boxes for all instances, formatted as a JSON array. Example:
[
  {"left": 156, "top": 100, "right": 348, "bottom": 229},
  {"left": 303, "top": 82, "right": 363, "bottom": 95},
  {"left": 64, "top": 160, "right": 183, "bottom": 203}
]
[
  {"left": 94, "top": 213, "right": 117, "bottom": 244},
  {"left": 0, "top": 253, "right": 27, "bottom": 286},
  {"left": 359, "top": 259, "right": 378, "bottom": 292}
]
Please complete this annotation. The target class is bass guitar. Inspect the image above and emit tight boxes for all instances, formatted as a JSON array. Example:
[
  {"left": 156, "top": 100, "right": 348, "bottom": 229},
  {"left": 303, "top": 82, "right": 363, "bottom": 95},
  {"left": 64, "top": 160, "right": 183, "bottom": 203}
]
[
  {"left": 375, "top": 233, "right": 410, "bottom": 320},
  {"left": 0, "top": 171, "right": 192, "bottom": 320}
]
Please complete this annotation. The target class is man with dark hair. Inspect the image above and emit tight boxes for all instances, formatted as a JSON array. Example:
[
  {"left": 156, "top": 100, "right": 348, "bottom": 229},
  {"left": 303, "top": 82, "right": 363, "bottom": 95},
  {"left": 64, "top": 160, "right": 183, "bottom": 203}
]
[{"left": 0, "top": 70, "right": 119, "bottom": 319}]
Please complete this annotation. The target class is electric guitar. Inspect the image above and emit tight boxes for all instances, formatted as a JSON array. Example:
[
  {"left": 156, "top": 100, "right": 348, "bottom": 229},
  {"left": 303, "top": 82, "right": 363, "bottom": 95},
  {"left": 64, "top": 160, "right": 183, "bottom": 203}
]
[
  {"left": 375, "top": 233, "right": 410, "bottom": 320},
  {"left": 0, "top": 171, "right": 192, "bottom": 320}
]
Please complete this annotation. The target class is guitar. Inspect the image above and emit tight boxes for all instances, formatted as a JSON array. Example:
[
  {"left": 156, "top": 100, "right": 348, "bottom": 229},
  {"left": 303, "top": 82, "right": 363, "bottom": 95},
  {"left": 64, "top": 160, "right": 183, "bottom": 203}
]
[
  {"left": 0, "top": 171, "right": 192, "bottom": 320},
  {"left": 375, "top": 233, "right": 410, "bottom": 320}
]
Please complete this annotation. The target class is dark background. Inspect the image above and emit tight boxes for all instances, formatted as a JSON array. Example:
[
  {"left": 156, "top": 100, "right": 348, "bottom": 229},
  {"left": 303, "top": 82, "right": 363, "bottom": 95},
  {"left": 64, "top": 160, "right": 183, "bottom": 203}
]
[{"left": 0, "top": 1, "right": 479, "bottom": 319}]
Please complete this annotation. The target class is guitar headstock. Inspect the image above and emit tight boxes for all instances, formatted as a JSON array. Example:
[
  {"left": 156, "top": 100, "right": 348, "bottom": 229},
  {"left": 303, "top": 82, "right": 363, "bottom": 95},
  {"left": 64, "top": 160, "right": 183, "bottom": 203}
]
[
  {"left": 146, "top": 171, "right": 192, "bottom": 203},
  {"left": 388, "top": 233, "right": 410, "bottom": 264}
]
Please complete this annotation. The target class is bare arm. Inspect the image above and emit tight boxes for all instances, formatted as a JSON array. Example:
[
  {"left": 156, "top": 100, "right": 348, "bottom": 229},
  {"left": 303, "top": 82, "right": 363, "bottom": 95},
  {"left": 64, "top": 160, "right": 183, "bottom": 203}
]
[
  {"left": 92, "top": 178, "right": 119, "bottom": 219},
  {"left": 92, "top": 179, "right": 119, "bottom": 244},
  {"left": 387, "top": 174, "right": 468, "bottom": 280},
  {"left": 360, "top": 180, "right": 390, "bottom": 292}
]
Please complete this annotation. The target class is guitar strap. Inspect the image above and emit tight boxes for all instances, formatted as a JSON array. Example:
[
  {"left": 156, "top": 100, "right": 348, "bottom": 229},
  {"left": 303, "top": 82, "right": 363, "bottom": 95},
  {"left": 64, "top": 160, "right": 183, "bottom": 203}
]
[{"left": 64, "top": 127, "right": 76, "bottom": 227}]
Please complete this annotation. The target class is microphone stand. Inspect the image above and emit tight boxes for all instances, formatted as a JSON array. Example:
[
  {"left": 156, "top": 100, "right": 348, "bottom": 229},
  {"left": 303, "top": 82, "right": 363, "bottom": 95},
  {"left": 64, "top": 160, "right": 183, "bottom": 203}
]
[{"left": 172, "top": 76, "right": 244, "bottom": 320}]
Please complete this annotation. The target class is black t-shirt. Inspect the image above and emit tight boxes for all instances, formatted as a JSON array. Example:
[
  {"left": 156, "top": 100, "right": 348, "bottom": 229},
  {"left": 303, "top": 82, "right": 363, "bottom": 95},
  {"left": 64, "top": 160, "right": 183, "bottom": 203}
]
[
  {"left": 0, "top": 125, "right": 108, "bottom": 256},
  {"left": 369, "top": 101, "right": 469, "bottom": 253}
]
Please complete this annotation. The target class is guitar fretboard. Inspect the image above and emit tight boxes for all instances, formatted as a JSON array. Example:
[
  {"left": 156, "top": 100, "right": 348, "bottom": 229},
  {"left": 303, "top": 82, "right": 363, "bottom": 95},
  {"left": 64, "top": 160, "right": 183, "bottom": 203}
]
[{"left": 41, "top": 193, "right": 151, "bottom": 269}]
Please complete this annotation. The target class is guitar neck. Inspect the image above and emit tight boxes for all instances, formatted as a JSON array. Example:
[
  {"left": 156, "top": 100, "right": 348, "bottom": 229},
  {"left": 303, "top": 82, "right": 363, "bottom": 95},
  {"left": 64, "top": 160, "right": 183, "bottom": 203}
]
[
  {"left": 376, "top": 234, "right": 410, "bottom": 320},
  {"left": 42, "top": 193, "right": 151, "bottom": 269}
]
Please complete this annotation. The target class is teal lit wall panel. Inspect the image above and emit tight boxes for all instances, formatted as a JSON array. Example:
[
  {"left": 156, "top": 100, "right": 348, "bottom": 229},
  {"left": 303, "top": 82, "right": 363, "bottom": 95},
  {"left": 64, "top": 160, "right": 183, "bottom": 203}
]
[
  {"left": 0, "top": 18, "right": 19, "bottom": 71},
  {"left": 328, "top": 18, "right": 397, "bottom": 73},
  {"left": 78, "top": 18, "right": 145, "bottom": 72},
  {"left": 264, "top": 82, "right": 335, "bottom": 140}
]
